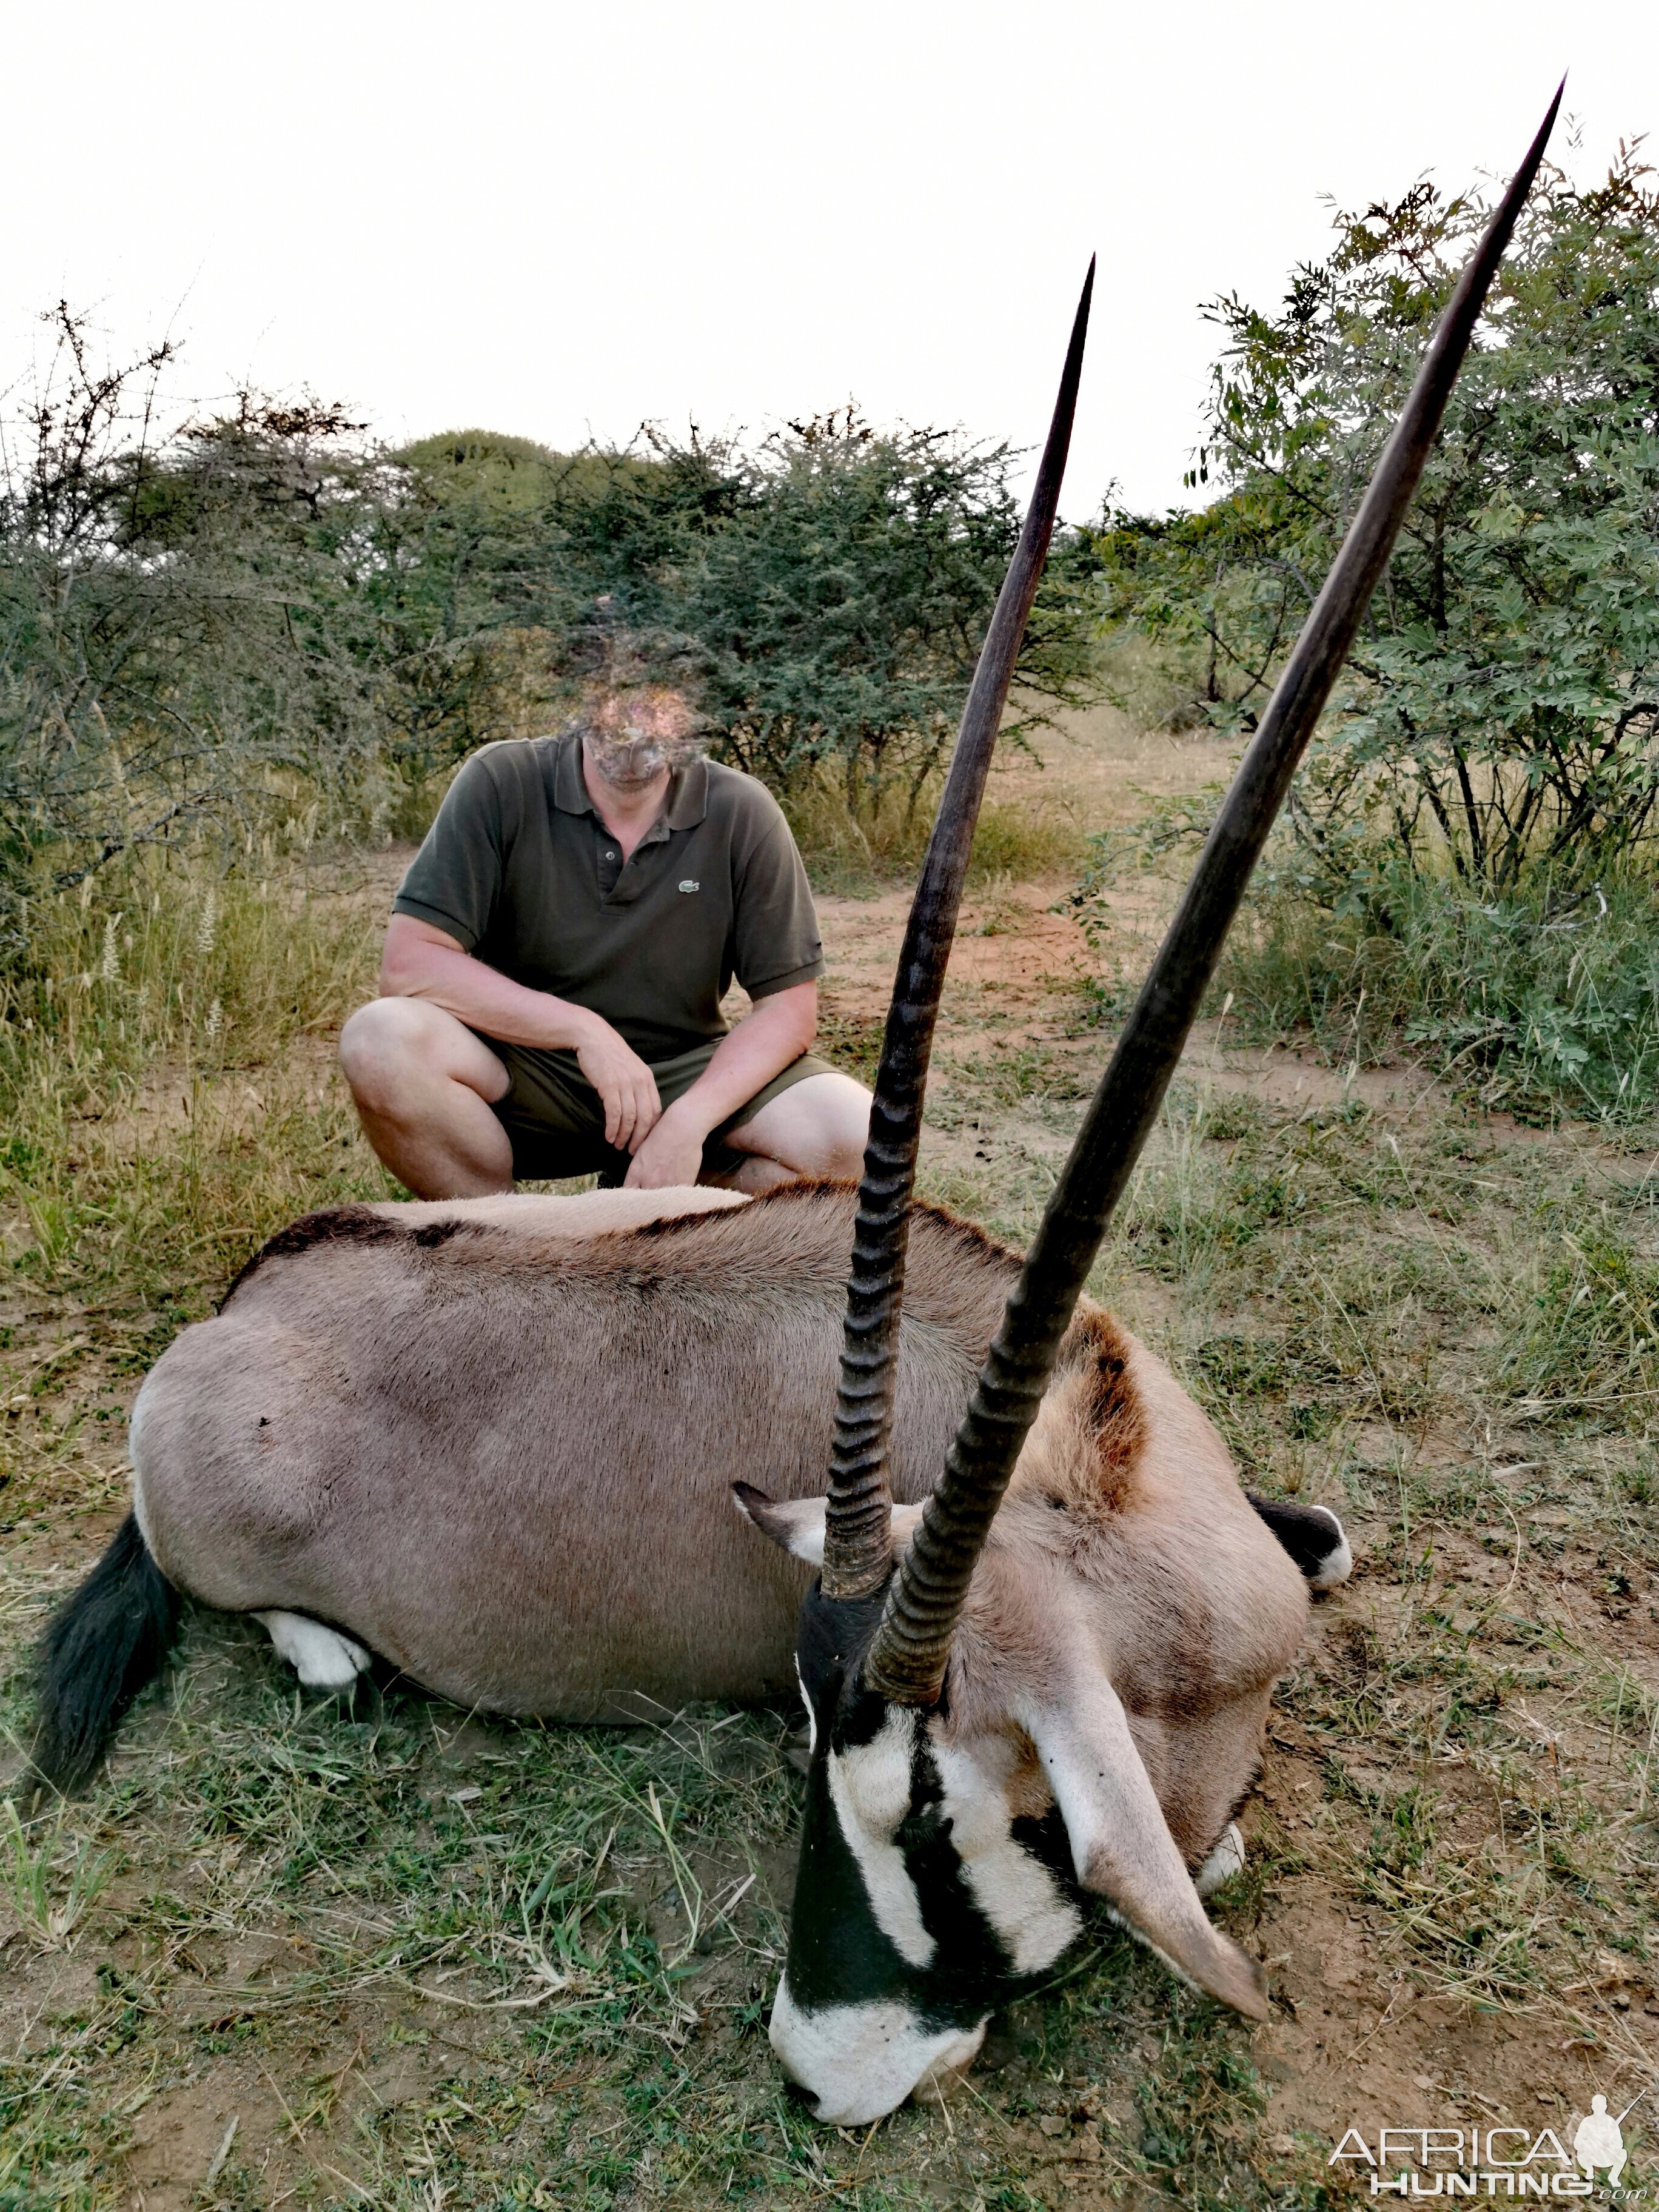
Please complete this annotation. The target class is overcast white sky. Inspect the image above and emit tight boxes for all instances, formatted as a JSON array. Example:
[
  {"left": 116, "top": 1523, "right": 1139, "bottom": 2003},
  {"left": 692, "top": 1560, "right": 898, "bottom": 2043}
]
[{"left": 5, "top": 0, "right": 1655, "bottom": 517}]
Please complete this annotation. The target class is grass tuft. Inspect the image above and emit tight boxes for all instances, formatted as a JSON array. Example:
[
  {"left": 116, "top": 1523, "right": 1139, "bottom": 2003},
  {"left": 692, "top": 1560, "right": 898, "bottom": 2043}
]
[
  {"left": 784, "top": 762, "right": 1087, "bottom": 893},
  {"left": 1215, "top": 866, "right": 1659, "bottom": 1129}
]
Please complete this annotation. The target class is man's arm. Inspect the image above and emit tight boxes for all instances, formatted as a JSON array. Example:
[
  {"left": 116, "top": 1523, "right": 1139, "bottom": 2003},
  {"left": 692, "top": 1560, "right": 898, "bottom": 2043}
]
[
  {"left": 626, "top": 982, "right": 817, "bottom": 1188},
  {"left": 380, "top": 914, "right": 663, "bottom": 1153}
]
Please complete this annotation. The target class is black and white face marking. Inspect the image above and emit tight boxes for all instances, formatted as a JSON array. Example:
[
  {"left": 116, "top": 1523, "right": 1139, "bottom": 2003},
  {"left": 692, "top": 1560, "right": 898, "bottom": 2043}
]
[
  {"left": 737, "top": 1485, "right": 1272, "bottom": 2117},
  {"left": 770, "top": 1583, "right": 1082, "bottom": 2128}
]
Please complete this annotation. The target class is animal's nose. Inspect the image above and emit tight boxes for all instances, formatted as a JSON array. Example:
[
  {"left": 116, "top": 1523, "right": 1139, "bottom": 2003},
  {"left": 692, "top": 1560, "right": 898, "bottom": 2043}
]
[{"left": 771, "top": 2044, "right": 823, "bottom": 2116}]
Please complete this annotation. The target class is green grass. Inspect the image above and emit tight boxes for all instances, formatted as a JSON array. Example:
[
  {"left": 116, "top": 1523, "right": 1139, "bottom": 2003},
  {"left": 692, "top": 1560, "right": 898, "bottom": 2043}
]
[
  {"left": 1219, "top": 866, "right": 1659, "bottom": 1131},
  {"left": 1, "top": 837, "right": 1657, "bottom": 2206},
  {"left": 0, "top": 854, "right": 398, "bottom": 1333},
  {"left": 1070, "top": 786, "right": 1659, "bottom": 1128}
]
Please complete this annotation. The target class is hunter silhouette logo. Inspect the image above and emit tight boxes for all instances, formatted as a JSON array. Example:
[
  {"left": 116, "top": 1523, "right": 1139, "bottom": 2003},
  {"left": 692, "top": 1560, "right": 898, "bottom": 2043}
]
[{"left": 1575, "top": 2093, "right": 1646, "bottom": 2189}]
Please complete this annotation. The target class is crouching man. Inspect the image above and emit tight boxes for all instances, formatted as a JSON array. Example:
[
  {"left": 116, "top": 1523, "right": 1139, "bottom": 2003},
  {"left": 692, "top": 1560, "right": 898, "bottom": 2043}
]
[{"left": 339, "top": 685, "right": 871, "bottom": 1196}]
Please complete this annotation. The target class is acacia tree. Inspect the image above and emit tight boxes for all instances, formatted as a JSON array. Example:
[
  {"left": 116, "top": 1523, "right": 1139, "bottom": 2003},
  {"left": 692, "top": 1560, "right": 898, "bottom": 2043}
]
[
  {"left": 2, "top": 328, "right": 1102, "bottom": 951},
  {"left": 668, "top": 411, "right": 1096, "bottom": 804},
  {"left": 381, "top": 411, "right": 1098, "bottom": 806},
  {"left": 0, "top": 308, "right": 380, "bottom": 931},
  {"left": 361, "top": 431, "right": 745, "bottom": 782},
  {"left": 1094, "top": 149, "right": 1659, "bottom": 897}
]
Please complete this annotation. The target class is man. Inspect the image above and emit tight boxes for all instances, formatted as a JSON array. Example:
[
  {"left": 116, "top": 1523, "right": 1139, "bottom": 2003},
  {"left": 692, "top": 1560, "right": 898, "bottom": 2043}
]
[{"left": 339, "top": 684, "right": 871, "bottom": 1196}]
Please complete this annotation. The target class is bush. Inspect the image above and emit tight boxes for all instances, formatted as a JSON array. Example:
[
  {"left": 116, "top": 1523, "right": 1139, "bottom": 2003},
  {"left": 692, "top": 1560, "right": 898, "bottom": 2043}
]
[
  {"left": 1071, "top": 786, "right": 1659, "bottom": 1124},
  {"left": 380, "top": 411, "right": 1099, "bottom": 797},
  {"left": 1217, "top": 866, "right": 1659, "bottom": 1124},
  {"left": 0, "top": 313, "right": 384, "bottom": 955},
  {"left": 1, "top": 343, "right": 1101, "bottom": 960},
  {"left": 1074, "top": 141, "right": 1659, "bottom": 1125},
  {"left": 1091, "top": 146, "right": 1659, "bottom": 898}
]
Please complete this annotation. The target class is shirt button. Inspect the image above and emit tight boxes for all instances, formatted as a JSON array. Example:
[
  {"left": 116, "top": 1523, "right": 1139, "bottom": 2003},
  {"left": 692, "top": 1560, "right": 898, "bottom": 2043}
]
[{"left": 605, "top": 851, "right": 617, "bottom": 861}]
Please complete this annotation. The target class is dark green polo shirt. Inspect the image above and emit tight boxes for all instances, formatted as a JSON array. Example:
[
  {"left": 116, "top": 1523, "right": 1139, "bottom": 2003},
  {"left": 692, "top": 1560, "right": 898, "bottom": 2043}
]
[{"left": 391, "top": 736, "right": 825, "bottom": 1062}]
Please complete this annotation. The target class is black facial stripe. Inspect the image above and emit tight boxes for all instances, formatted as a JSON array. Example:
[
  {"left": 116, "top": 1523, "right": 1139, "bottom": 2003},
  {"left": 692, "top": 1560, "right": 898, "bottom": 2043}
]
[
  {"left": 1010, "top": 1801, "right": 1074, "bottom": 1888},
  {"left": 795, "top": 1581, "right": 888, "bottom": 1726},
  {"left": 890, "top": 1723, "right": 1021, "bottom": 2028},
  {"left": 784, "top": 1712, "right": 918, "bottom": 2014},
  {"left": 785, "top": 1581, "right": 917, "bottom": 2017},
  {"left": 785, "top": 1581, "right": 1087, "bottom": 2032}
]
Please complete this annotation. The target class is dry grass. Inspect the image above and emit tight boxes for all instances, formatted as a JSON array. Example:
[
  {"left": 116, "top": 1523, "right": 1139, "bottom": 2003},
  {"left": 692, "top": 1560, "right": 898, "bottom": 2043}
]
[
  {"left": 782, "top": 752, "right": 1091, "bottom": 894},
  {"left": 0, "top": 743, "right": 1656, "bottom": 2205}
]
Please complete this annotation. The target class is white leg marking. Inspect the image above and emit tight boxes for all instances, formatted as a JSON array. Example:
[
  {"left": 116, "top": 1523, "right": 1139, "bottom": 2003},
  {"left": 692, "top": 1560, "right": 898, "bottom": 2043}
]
[
  {"left": 1194, "top": 1822, "right": 1246, "bottom": 1897},
  {"left": 253, "top": 1610, "right": 370, "bottom": 1690},
  {"left": 1309, "top": 1506, "right": 1353, "bottom": 1590}
]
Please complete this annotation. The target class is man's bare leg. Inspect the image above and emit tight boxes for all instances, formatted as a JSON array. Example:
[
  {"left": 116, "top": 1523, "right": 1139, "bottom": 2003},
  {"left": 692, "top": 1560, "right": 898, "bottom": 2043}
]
[
  {"left": 718, "top": 1071, "right": 871, "bottom": 1195},
  {"left": 338, "top": 998, "right": 514, "bottom": 1198}
]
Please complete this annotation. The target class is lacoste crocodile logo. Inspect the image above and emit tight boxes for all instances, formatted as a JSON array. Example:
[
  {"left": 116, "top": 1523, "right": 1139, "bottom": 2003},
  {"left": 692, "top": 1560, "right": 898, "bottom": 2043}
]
[{"left": 678, "top": 880, "right": 700, "bottom": 893}]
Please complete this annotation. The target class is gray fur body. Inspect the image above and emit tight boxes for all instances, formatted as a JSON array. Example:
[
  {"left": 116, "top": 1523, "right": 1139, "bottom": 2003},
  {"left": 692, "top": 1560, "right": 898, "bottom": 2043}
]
[{"left": 130, "top": 1183, "right": 1311, "bottom": 1775}]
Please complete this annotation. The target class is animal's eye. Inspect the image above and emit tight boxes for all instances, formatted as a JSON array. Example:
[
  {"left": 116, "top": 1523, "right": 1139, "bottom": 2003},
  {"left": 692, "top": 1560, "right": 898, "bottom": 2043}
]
[{"left": 1047, "top": 1493, "right": 1067, "bottom": 1512}]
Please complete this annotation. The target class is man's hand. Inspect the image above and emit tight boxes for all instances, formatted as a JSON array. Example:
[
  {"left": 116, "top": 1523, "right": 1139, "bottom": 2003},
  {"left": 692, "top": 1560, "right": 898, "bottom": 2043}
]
[
  {"left": 571, "top": 1014, "right": 662, "bottom": 1154},
  {"left": 625, "top": 1102, "right": 709, "bottom": 1188}
]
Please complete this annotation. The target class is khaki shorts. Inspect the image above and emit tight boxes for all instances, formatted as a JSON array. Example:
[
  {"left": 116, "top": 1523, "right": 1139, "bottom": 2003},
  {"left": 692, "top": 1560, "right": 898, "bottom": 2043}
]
[{"left": 482, "top": 1035, "right": 834, "bottom": 1183}]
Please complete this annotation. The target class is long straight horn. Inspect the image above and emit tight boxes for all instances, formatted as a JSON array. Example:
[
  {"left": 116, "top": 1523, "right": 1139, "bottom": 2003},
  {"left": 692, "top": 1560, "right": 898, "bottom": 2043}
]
[
  {"left": 865, "top": 89, "right": 1563, "bottom": 1696},
  {"left": 819, "top": 261, "right": 1096, "bottom": 1600}
]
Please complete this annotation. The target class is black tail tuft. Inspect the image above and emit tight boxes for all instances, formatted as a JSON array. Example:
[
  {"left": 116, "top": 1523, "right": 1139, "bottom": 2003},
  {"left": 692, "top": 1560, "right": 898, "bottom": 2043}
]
[
  {"left": 1247, "top": 1496, "right": 1353, "bottom": 1592},
  {"left": 28, "top": 1515, "right": 180, "bottom": 1794}
]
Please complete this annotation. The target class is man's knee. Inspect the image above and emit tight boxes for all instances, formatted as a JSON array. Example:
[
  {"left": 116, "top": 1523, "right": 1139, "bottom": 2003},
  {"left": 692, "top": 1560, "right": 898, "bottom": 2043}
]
[
  {"left": 814, "top": 1074, "right": 872, "bottom": 1178},
  {"left": 740, "top": 1070, "right": 869, "bottom": 1179},
  {"left": 338, "top": 997, "right": 476, "bottom": 1113},
  {"left": 340, "top": 998, "right": 418, "bottom": 1104}
]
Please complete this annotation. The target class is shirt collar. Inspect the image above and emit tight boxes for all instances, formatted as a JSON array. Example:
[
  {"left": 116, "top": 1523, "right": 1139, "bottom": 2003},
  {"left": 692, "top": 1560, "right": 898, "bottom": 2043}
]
[{"left": 551, "top": 734, "right": 708, "bottom": 833}]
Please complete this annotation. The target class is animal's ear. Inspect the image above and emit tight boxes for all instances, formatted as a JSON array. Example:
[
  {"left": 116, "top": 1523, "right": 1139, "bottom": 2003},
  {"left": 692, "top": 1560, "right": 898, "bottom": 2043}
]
[
  {"left": 732, "top": 1487, "right": 923, "bottom": 1567},
  {"left": 1025, "top": 1671, "right": 1269, "bottom": 2021},
  {"left": 732, "top": 1485, "right": 826, "bottom": 1565}
]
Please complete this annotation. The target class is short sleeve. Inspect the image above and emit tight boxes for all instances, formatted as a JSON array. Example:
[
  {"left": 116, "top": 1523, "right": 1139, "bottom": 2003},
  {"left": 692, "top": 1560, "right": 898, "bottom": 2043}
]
[
  {"left": 390, "top": 750, "right": 509, "bottom": 951},
  {"left": 729, "top": 783, "right": 825, "bottom": 999}
]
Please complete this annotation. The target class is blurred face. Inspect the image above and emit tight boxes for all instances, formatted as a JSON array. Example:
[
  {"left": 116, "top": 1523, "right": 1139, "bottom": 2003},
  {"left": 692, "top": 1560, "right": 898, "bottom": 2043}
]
[{"left": 581, "top": 689, "right": 699, "bottom": 796}]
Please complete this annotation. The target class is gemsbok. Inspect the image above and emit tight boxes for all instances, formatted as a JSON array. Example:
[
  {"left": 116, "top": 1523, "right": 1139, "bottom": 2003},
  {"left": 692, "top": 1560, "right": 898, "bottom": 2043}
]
[{"left": 27, "top": 91, "right": 1558, "bottom": 2127}]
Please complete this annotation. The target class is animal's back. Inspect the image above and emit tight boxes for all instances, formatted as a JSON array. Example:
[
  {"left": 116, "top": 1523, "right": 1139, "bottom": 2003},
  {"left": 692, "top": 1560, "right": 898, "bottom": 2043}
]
[{"left": 132, "top": 1184, "right": 1020, "bottom": 1715}]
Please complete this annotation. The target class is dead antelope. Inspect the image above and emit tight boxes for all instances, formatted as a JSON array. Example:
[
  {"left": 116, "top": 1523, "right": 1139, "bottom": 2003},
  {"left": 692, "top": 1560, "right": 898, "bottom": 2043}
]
[{"left": 28, "top": 93, "right": 1555, "bottom": 2130}]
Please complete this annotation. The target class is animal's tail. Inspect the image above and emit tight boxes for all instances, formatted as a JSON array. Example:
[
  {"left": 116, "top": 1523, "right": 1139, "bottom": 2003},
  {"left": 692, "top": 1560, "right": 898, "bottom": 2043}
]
[
  {"left": 28, "top": 1515, "right": 180, "bottom": 1794},
  {"left": 1247, "top": 1496, "right": 1353, "bottom": 1591}
]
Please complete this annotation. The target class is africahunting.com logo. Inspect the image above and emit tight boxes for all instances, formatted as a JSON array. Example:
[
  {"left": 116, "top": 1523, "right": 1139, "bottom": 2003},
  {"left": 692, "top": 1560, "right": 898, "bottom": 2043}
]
[{"left": 1332, "top": 2093, "right": 1647, "bottom": 2197}]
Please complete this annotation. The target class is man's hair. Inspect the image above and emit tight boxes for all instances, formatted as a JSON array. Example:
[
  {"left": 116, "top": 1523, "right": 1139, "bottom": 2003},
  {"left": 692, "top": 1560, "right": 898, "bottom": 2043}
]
[
  {"left": 558, "top": 602, "right": 711, "bottom": 761},
  {"left": 562, "top": 600, "right": 710, "bottom": 709}
]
